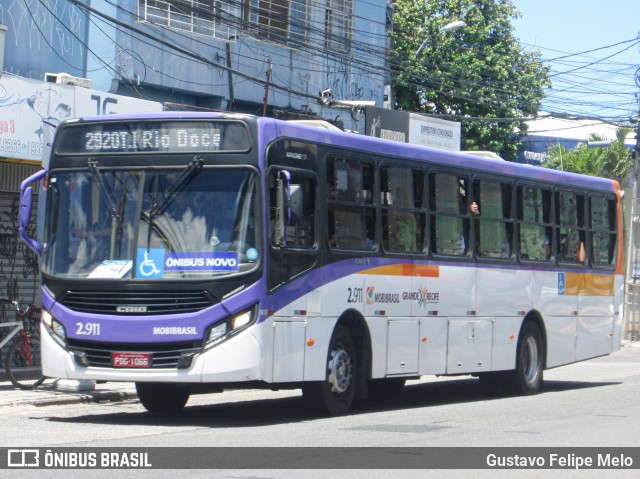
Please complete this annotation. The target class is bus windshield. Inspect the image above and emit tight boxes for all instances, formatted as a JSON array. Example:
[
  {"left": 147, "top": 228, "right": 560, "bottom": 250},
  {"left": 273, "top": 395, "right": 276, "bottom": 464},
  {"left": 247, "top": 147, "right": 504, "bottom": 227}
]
[{"left": 43, "top": 166, "right": 259, "bottom": 279}]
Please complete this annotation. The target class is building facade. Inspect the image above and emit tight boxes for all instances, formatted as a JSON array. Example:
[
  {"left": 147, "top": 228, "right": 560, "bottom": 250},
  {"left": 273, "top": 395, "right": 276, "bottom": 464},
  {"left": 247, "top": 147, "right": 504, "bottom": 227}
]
[
  {"left": 0, "top": 0, "right": 388, "bottom": 338},
  {"left": 1, "top": 0, "right": 388, "bottom": 130}
]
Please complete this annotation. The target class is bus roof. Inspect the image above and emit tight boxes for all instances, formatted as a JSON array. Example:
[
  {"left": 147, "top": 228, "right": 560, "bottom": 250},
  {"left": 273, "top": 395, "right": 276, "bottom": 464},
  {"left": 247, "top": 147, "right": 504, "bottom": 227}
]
[{"left": 267, "top": 117, "right": 618, "bottom": 194}]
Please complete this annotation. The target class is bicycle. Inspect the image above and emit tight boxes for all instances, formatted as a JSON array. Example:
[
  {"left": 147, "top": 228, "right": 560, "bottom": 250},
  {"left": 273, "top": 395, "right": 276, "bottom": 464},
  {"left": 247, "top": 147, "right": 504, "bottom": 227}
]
[{"left": 0, "top": 296, "right": 45, "bottom": 389}]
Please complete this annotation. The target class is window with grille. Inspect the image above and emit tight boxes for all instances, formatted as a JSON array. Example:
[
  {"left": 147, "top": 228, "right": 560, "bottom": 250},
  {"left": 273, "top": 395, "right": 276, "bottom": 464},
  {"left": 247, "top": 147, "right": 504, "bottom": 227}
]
[
  {"left": 243, "top": 0, "right": 309, "bottom": 43},
  {"left": 138, "top": 0, "right": 238, "bottom": 41},
  {"left": 324, "top": 0, "right": 352, "bottom": 51}
]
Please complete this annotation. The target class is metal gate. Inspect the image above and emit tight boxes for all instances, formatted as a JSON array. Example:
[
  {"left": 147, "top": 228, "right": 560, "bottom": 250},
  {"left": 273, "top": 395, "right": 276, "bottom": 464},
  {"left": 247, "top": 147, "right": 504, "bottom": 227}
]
[{"left": 0, "top": 162, "right": 41, "bottom": 361}]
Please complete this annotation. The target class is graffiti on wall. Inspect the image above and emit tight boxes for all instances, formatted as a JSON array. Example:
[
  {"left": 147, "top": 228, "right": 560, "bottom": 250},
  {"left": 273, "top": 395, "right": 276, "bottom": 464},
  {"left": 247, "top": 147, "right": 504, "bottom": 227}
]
[
  {"left": 325, "top": 57, "right": 377, "bottom": 104},
  {"left": 0, "top": 0, "right": 88, "bottom": 79}
]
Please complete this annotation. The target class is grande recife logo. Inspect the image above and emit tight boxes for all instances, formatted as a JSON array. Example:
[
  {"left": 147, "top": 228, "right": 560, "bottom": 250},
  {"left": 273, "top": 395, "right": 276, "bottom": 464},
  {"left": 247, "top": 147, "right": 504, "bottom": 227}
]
[{"left": 366, "top": 286, "right": 375, "bottom": 305}]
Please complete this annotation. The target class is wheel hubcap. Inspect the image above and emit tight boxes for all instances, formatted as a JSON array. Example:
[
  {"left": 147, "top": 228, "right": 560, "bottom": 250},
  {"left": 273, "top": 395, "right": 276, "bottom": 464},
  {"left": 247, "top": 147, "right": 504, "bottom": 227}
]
[{"left": 327, "top": 346, "right": 352, "bottom": 395}]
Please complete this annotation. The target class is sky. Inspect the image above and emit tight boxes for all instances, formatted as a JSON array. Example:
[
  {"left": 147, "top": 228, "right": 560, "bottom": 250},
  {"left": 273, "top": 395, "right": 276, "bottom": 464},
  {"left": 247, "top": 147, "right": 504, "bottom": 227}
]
[{"left": 512, "top": 0, "right": 639, "bottom": 124}]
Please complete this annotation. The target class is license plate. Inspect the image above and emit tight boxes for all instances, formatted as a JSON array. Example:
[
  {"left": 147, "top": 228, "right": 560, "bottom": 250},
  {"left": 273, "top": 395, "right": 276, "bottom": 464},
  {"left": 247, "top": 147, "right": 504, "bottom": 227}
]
[{"left": 112, "top": 352, "right": 151, "bottom": 368}]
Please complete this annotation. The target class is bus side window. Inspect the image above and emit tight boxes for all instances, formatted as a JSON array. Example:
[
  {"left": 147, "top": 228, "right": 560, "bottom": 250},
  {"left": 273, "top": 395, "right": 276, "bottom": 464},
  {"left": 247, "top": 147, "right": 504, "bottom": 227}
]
[
  {"left": 326, "top": 157, "right": 375, "bottom": 251},
  {"left": 518, "top": 185, "right": 553, "bottom": 262},
  {"left": 590, "top": 196, "right": 617, "bottom": 267},
  {"left": 287, "top": 178, "right": 316, "bottom": 248},
  {"left": 268, "top": 170, "right": 317, "bottom": 250},
  {"left": 474, "top": 179, "right": 513, "bottom": 259},
  {"left": 381, "top": 166, "right": 425, "bottom": 253},
  {"left": 429, "top": 172, "right": 470, "bottom": 257},
  {"left": 556, "top": 190, "right": 586, "bottom": 265}
]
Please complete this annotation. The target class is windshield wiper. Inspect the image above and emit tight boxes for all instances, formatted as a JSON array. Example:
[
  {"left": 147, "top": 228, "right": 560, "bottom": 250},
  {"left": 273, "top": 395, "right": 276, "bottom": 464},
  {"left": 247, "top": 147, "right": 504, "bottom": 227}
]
[
  {"left": 144, "top": 173, "right": 160, "bottom": 251},
  {"left": 152, "top": 156, "right": 204, "bottom": 216},
  {"left": 88, "top": 158, "right": 121, "bottom": 219}
]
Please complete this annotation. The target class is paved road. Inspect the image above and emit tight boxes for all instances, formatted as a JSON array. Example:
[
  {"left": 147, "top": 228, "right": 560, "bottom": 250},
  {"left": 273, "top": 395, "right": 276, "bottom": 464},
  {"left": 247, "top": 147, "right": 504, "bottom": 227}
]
[{"left": 1, "top": 343, "right": 639, "bottom": 477}]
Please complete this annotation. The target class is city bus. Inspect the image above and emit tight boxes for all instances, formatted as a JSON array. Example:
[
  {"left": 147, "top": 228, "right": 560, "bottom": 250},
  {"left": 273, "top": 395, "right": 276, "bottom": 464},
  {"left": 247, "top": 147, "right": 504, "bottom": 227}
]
[{"left": 18, "top": 112, "right": 624, "bottom": 415}]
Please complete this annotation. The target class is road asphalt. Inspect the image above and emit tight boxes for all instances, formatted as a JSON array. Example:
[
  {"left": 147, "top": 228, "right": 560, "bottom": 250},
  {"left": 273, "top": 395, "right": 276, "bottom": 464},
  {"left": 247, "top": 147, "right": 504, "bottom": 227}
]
[{"left": 1, "top": 341, "right": 639, "bottom": 409}]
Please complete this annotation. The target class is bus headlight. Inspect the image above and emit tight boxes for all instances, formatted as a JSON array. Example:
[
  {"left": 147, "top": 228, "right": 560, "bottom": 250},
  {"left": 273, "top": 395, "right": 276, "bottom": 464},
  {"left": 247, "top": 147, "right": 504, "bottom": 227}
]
[
  {"left": 205, "top": 305, "right": 257, "bottom": 349},
  {"left": 231, "top": 310, "right": 252, "bottom": 329},
  {"left": 42, "top": 309, "right": 67, "bottom": 346}
]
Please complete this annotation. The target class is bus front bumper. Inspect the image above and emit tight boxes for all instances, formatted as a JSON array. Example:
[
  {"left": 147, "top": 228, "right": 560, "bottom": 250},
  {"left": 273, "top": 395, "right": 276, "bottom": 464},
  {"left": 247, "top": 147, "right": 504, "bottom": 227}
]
[{"left": 40, "top": 323, "right": 265, "bottom": 384}]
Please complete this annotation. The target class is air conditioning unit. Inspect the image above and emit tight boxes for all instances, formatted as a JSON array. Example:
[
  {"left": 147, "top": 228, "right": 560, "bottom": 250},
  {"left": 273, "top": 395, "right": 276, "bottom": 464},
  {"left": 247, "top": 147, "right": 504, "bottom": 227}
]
[{"left": 44, "top": 72, "right": 93, "bottom": 89}]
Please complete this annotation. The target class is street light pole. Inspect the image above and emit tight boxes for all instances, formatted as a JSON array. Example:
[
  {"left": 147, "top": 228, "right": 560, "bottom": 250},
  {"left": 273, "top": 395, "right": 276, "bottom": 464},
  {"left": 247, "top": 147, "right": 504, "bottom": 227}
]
[{"left": 415, "top": 20, "right": 466, "bottom": 57}]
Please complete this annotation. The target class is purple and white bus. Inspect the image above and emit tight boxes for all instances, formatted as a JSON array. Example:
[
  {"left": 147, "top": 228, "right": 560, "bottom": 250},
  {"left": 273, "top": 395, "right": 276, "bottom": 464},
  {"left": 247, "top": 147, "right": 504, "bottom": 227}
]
[{"left": 19, "top": 112, "right": 624, "bottom": 414}]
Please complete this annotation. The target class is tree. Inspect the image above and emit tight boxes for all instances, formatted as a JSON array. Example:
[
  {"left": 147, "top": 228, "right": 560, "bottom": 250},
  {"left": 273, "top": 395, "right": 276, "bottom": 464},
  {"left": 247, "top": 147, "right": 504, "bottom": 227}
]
[
  {"left": 543, "top": 127, "right": 633, "bottom": 185},
  {"left": 390, "top": 0, "right": 550, "bottom": 160}
]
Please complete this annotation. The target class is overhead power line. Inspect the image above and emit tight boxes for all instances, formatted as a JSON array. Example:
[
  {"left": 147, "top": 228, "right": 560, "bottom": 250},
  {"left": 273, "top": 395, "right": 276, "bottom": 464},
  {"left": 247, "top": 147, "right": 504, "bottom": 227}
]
[{"left": 26, "top": 0, "right": 639, "bottom": 125}]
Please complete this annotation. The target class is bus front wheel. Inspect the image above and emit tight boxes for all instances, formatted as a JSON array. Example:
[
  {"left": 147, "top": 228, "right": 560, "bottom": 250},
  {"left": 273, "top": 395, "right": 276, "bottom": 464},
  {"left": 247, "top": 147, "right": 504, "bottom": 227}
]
[
  {"left": 136, "top": 382, "right": 191, "bottom": 413},
  {"left": 302, "top": 325, "right": 357, "bottom": 416}
]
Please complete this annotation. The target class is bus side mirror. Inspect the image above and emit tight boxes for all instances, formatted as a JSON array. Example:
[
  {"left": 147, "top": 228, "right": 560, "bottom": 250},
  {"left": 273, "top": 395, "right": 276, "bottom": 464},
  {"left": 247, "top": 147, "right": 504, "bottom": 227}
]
[
  {"left": 19, "top": 186, "right": 32, "bottom": 229},
  {"left": 18, "top": 169, "right": 47, "bottom": 254},
  {"left": 274, "top": 170, "right": 291, "bottom": 247}
]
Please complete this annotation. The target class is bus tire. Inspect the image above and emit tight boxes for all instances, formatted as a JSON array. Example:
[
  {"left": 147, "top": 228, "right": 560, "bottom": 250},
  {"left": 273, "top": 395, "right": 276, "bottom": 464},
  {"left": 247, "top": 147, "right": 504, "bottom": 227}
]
[
  {"left": 302, "top": 325, "right": 357, "bottom": 416},
  {"left": 507, "top": 321, "right": 544, "bottom": 395},
  {"left": 135, "top": 382, "right": 191, "bottom": 413}
]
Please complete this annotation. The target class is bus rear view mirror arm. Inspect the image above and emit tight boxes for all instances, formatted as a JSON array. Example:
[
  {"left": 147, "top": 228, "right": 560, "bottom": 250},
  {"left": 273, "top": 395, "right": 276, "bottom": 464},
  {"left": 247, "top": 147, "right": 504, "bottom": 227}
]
[{"left": 19, "top": 169, "right": 47, "bottom": 254}]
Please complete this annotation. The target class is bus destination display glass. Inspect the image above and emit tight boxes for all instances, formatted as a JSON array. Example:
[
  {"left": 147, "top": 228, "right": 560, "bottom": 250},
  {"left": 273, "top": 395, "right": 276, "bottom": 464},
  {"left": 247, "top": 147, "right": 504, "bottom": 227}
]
[{"left": 55, "top": 120, "right": 251, "bottom": 154}]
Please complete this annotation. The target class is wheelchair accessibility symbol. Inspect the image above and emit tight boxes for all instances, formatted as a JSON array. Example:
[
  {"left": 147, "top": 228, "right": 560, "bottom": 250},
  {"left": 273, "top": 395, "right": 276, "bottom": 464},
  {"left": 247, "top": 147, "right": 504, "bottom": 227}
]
[
  {"left": 558, "top": 272, "right": 566, "bottom": 295},
  {"left": 136, "top": 248, "right": 165, "bottom": 278}
]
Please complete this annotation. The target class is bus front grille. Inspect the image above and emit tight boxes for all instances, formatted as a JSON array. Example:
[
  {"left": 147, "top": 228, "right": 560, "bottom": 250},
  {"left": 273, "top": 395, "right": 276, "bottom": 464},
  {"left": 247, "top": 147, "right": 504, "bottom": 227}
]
[
  {"left": 59, "top": 290, "right": 214, "bottom": 315},
  {"left": 66, "top": 339, "right": 202, "bottom": 369}
]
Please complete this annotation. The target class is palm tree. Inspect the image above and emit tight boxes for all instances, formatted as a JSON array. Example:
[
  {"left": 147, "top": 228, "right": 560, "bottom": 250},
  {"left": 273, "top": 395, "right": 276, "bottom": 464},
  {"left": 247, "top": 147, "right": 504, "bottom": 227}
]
[{"left": 543, "top": 127, "right": 633, "bottom": 185}]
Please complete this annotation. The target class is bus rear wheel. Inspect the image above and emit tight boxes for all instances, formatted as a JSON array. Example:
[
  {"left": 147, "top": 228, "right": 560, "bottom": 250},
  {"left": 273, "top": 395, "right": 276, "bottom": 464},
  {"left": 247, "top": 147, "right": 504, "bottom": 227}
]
[
  {"left": 136, "top": 382, "right": 191, "bottom": 413},
  {"left": 302, "top": 325, "right": 357, "bottom": 416},
  {"left": 507, "top": 321, "right": 544, "bottom": 395}
]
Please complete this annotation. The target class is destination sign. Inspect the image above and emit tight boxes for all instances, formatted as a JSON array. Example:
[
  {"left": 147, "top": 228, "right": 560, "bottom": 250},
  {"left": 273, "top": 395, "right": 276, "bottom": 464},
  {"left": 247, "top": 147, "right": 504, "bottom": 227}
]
[{"left": 55, "top": 120, "right": 251, "bottom": 154}]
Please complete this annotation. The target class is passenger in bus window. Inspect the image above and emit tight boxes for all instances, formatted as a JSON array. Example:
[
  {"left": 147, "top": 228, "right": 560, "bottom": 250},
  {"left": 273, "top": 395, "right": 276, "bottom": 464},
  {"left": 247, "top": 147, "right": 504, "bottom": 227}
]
[
  {"left": 544, "top": 234, "right": 552, "bottom": 261},
  {"left": 576, "top": 241, "right": 586, "bottom": 263}
]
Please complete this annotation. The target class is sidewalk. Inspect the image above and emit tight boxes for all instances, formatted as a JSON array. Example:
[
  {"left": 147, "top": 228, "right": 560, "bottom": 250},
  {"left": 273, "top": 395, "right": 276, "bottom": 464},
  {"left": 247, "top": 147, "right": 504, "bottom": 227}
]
[{"left": 0, "top": 378, "right": 138, "bottom": 408}]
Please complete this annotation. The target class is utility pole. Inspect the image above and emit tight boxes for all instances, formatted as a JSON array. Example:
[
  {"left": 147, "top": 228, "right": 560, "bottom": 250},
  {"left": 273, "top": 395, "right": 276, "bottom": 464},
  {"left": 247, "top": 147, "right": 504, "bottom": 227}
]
[
  {"left": 625, "top": 68, "right": 640, "bottom": 341},
  {"left": 226, "top": 42, "right": 234, "bottom": 111},
  {"left": 262, "top": 57, "right": 272, "bottom": 117}
]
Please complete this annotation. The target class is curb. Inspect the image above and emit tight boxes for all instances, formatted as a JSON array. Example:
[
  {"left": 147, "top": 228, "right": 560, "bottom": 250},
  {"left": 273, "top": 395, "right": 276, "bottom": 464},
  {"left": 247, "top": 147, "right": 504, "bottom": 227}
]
[
  {"left": 0, "top": 385, "right": 138, "bottom": 409},
  {"left": 31, "top": 390, "right": 139, "bottom": 408}
]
